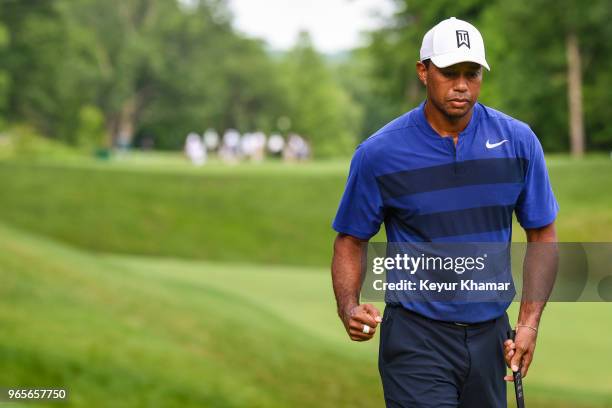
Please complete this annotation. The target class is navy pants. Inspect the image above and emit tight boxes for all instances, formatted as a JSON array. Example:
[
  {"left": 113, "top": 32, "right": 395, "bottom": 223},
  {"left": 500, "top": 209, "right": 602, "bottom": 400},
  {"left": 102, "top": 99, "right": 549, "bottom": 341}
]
[{"left": 378, "top": 305, "right": 511, "bottom": 408}]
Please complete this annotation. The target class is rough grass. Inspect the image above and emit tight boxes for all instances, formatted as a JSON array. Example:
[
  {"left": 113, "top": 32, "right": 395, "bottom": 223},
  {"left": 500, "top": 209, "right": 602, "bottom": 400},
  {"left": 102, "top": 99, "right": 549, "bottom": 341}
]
[
  {"left": 0, "top": 223, "right": 381, "bottom": 407},
  {"left": 0, "top": 223, "right": 610, "bottom": 407},
  {"left": 0, "top": 154, "right": 610, "bottom": 267},
  {"left": 0, "top": 153, "right": 610, "bottom": 407}
]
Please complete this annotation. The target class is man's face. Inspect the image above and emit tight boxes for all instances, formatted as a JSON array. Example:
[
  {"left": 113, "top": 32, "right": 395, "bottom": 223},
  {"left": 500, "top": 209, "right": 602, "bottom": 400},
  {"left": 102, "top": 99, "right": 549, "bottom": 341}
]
[{"left": 417, "top": 61, "right": 483, "bottom": 120}]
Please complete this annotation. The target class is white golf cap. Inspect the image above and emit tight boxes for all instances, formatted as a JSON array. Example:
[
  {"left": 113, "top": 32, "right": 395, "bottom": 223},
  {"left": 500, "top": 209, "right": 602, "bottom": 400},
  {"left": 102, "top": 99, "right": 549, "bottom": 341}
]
[{"left": 420, "top": 17, "right": 490, "bottom": 71}]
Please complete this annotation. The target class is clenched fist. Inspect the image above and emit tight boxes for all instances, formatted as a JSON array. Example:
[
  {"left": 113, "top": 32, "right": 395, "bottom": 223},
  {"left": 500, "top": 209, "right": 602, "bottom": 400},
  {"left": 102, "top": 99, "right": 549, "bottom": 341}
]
[{"left": 339, "top": 303, "right": 382, "bottom": 342}]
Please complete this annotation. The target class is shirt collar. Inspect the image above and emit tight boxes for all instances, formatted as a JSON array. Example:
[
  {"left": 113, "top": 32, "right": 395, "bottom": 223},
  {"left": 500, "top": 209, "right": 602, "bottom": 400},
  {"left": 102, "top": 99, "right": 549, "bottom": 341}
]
[{"left": 413, "top": 100, "right": 481, "bottom": 140}]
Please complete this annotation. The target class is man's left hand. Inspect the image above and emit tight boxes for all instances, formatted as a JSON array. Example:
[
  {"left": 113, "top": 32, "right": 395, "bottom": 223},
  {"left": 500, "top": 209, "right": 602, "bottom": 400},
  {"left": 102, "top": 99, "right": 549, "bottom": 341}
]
[{"left": 503, "top": 326, "right": 538, "bottom": 381}]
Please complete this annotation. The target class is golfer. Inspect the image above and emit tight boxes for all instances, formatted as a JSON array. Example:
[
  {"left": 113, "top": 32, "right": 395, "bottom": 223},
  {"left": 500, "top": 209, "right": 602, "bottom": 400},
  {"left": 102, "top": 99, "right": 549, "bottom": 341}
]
[{"left": 331, "top": 17, "right": 559, "bottom": 407}]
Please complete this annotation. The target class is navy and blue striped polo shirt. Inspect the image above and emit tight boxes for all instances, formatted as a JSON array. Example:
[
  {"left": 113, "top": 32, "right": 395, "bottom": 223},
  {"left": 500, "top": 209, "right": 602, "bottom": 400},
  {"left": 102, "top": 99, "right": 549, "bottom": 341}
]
[{"left": 333, "top": 101, "right": 559, "bottom": 323}]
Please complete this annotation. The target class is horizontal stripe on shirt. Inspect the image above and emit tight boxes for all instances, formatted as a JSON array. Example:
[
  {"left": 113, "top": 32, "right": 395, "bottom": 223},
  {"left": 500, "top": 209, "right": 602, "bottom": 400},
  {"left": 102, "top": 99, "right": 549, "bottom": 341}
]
[
  {"left": 388, "top": 204, "right": 515, "bottom": 239},
  {"left": 376, "top": 158, "right": 528, "bottom": 199}
]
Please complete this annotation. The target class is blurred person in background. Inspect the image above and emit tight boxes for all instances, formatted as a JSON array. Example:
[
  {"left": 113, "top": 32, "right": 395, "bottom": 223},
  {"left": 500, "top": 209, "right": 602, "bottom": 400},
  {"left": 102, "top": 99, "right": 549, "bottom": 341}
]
[
  {"left": 283, "top": 133, "right": 309, "bottom": 162},
  {"left": 220, "top": 129, "right": 241, "bottom": 164},
  {"left": 184, "top": 132, "right": 206, "bottom": 166},
  {"left": 251, "top": 131, "right": 267, "bottom": 162},
  {"left": 267, "top": 133, "right": 285, "bottom": 158},
  {"left": 203, "top": 128, "right": 220, "bottom": 153},
  {"left": 240, "top": 132, "right": 255, "bottom": 160}
]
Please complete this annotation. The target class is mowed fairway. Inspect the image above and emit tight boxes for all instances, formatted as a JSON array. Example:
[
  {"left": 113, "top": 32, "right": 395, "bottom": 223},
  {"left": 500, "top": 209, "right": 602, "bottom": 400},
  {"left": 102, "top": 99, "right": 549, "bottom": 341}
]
[
  {"left": 1, "top": 224, "right": 611, "bottom": 408},
  {"left": 0, "top": 224, "right": 383, "bottom": 408},
  {"left": 0, "top": 155, "right": 611, "bottom": 407}
]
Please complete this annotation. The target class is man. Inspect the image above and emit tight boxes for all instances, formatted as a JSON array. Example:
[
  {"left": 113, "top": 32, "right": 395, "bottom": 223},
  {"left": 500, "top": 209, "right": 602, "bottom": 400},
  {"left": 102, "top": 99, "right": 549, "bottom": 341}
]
[{"left": 331, "top": 17, "right": 559, "bottom": 407}]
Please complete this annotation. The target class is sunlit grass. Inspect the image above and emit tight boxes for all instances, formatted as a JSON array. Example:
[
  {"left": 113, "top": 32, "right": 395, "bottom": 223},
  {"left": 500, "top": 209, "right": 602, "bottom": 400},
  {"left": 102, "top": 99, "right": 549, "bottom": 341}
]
[{"left": 0, "top": 224, "right": 610, "bottom": 407}]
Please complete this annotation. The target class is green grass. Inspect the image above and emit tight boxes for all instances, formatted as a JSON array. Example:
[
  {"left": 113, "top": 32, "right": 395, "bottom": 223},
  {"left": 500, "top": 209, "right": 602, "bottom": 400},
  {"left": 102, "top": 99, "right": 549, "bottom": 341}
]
[
  {"left": 0, "top": 154, "right": 610, "bottom": 407},
  {"left": 0, "top": 126, "right": 85, "bottom": 162},
  {"left": 0, "top": 223, "right": 382, "bottom": 407},
  {"left": 0, "top": 158, "right": 347, "bottom": 266},
  {"left": 0, "top": 154, "right": 610, "bottom": 267},
  {"left": 0, "top": 223, "right": 610, "bottom": 407}
]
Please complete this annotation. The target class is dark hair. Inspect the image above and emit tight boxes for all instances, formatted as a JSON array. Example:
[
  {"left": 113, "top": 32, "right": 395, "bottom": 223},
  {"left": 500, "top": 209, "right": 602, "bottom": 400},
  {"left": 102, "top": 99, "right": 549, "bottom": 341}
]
[{"left": 421, "top": 59, "right": 431, "bottom": 69}]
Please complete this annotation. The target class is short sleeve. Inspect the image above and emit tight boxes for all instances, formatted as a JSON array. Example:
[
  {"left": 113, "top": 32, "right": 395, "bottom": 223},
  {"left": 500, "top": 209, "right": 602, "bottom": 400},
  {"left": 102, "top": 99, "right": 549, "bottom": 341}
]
[
  {"left": 332, "top": 145, "right": 384, "bottom": 239},
  {"left": 515, "top": 126, "right": 559, "bottom": 229}
]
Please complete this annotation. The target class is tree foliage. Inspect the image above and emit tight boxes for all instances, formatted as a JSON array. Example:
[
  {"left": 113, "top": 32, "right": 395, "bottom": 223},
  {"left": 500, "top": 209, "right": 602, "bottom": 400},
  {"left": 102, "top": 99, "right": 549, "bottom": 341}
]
[
  {"left": 0, "top": 0, "right": 610, "bottom": 154},
  {"left": 0, "top": 0, "right": 362, "bottom": 155},
  {"left": 356, "top": 0, "right": 612, "bottom": 151},
  {"left": 279, "top": 32, "right": 361, "bottom": 157}
]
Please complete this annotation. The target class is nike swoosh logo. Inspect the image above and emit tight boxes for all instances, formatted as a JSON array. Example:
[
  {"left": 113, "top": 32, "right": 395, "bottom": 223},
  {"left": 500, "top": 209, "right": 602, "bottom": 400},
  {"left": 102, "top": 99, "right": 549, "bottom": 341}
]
[{"left": 486, "top": 139, "right": 509, "bottom": 149}]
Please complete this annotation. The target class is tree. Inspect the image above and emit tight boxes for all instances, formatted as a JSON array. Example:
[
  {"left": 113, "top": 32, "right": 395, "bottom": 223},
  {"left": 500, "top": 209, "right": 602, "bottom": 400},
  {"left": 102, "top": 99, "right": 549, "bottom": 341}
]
[
  {"left": 0, "top": 21, "right": 9, "bottom": 126},
  {"left": 0, "top": 0, "right": 76, "bottom": 140},
  {"left": 279, "top": 32, "right": 362, "bottom": 157},
  {"left": 481, "top": 0, "right": 612, "bottom": 153},
  {"left": 0, "top": 0, "right": 288, "bottom": 150},
  {"left": 56, "top": 0, "right": 180, "bottom": 147},
  {"left": 137, "top": 2, "right": 287, "bottom": 149}
]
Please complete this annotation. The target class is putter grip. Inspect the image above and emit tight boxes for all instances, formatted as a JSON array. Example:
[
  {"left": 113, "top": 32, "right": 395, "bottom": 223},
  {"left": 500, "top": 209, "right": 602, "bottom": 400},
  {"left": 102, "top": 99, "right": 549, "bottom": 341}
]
[{"left": 508, "top": 329, "right": 526, "bottom": 408}]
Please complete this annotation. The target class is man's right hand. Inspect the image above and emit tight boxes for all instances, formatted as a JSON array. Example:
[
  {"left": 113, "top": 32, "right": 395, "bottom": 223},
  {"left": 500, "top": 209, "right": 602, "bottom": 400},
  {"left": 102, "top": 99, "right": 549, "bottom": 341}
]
[{"left": 340, "top": 303, "right": 382, "bottom": 342}]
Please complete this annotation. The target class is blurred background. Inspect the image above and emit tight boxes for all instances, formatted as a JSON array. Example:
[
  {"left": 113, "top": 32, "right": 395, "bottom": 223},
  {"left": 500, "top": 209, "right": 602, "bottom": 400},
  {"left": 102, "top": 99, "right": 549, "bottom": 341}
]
[{"left": 0, "top": 0, "right": 610, "bottom": 407}]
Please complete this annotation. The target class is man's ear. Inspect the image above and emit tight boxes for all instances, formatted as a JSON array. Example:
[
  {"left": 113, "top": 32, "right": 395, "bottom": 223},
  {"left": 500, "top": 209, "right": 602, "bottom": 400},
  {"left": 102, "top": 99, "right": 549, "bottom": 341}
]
[{"left": 416, "top": 61, "right": 427, "bottom": 86}]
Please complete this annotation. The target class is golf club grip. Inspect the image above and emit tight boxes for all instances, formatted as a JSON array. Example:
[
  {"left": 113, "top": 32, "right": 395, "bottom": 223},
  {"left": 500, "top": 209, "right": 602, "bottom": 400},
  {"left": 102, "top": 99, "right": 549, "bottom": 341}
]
[{"left": 508, "top": 329, "right": 526, "bottom": 408}]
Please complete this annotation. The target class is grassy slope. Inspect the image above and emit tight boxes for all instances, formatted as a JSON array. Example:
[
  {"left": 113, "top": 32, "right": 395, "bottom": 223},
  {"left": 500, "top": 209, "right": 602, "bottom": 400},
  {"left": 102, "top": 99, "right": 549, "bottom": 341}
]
[
  {"left": 0, "top": 223, "right": 383, "bottom": 408},
  {"left": 0, "top": 159, "right": 343, "bottom": 266},
  {"left": 1, "top": 224, "right": 611, "bottom": 407},
  {"left": 111, "top": 254, "right": 612, "bottom": 407},
  {"left": 0, "top": 155, "right": 610, "bottom": 267},
  {"left": 0, "top": 155, "right": 610, "bottom": 407}
]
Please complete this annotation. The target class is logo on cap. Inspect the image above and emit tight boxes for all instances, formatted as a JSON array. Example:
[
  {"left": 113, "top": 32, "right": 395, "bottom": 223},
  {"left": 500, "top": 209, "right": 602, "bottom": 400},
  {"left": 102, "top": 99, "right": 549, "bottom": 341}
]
[{"left": 456, "top": 30, "right": 470, "bottom": 49}]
